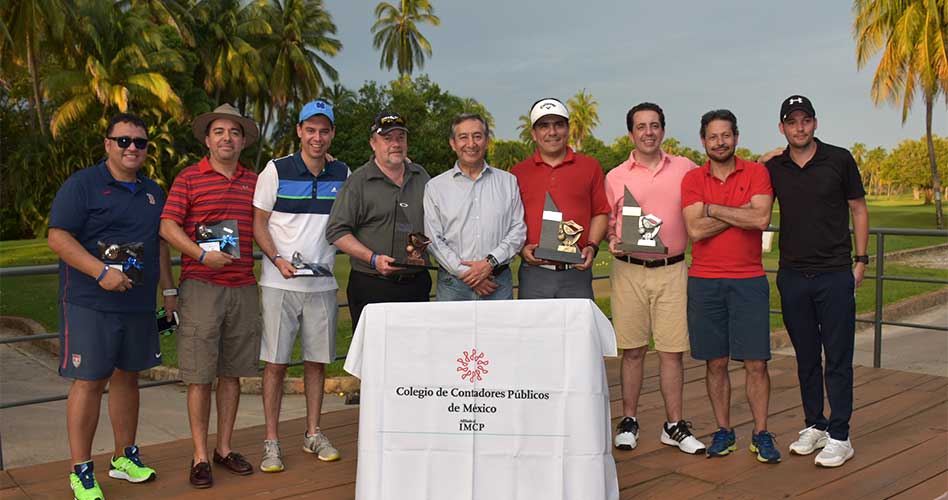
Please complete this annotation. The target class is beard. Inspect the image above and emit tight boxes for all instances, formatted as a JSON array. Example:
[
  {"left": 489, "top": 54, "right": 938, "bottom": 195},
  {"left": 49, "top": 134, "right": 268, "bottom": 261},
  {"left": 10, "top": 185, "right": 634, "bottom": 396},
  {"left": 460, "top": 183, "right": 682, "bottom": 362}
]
[{"left": 706, "top": 147, "right": 734, "bottom": 163}]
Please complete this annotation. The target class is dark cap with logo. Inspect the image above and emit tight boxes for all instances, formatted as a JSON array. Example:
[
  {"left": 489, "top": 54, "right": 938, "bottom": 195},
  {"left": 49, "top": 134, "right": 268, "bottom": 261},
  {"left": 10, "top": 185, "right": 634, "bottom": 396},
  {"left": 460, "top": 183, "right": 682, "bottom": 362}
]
[
  {"left": 780, "top": 95, "right": 816, "bottom": 121},
  {"left": 371, "top": 111, "right": 408, "bottom": 135}
]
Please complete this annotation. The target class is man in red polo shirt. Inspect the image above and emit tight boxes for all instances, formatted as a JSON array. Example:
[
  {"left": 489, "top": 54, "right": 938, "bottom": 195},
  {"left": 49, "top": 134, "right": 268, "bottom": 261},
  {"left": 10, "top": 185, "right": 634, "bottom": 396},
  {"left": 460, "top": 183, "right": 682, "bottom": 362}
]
[
  {"left": 681, "top": 110, "right": 780, "bottom": 464},
  {"left": 511, "top": 98, "right": 609, "bottom": 298},
  {"left": 160, "top": 104, "right": 260, "bottom": 488}
]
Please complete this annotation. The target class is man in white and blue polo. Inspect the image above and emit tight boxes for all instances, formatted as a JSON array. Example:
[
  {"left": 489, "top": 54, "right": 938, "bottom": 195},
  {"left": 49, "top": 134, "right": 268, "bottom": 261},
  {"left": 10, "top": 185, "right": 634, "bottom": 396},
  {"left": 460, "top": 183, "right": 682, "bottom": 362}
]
[
  {"left": 252, "top": 100, "right": 349, "bottom": 472},
  {"left": 48, "top": 113, "right": 177, "bottom": 500}
]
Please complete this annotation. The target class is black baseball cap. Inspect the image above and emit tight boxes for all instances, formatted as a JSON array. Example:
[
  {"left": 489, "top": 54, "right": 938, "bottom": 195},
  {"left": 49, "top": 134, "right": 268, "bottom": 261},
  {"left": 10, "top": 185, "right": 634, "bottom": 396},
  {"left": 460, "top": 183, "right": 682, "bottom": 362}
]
[
  {"left": 780, "top": 95, "right": 816, "bottom": 122},
  {"left": 370, "top": 111, "right": 408, "bottom": 135}
]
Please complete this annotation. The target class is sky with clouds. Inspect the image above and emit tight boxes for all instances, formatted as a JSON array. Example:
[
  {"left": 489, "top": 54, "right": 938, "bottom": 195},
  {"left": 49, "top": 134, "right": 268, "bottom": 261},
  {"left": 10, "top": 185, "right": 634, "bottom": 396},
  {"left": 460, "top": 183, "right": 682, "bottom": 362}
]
[{"left": 323, "top": 0, "right": 945, "bottom": 155}]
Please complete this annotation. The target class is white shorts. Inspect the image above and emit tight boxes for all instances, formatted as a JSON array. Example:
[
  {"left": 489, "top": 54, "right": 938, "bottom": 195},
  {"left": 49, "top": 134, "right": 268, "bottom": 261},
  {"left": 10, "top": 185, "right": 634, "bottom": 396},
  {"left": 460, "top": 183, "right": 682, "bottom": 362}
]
[{"left": 260, "top": 286, "right": 337, "bottom": 364}]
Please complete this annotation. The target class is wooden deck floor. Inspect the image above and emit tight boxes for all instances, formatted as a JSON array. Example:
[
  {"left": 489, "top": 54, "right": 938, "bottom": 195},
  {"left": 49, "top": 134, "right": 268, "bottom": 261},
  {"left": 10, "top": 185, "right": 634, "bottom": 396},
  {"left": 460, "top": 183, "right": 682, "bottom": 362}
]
[{"left": 2, "top": 354, "right": 946, "bottom": 499}]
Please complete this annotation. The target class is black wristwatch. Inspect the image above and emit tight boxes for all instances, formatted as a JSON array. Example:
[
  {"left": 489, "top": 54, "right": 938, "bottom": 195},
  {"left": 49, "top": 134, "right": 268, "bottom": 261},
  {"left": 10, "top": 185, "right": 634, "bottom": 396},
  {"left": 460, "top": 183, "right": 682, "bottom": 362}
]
[
  {"left": 486, "top": 254, "right": 499, "bottom": 272},
  {"left": 854, "top": 255, "right": 869, "bottom": 264},
  {"left": 584, "top": 242, "right": 600, "bottom": 258}
]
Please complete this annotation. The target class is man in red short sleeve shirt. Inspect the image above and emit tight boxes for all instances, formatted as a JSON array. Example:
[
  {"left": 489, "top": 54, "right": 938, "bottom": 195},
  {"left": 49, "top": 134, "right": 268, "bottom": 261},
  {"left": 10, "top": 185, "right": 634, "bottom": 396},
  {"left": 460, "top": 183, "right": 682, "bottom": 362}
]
[
  {"left": 681, "top": 109, "right": 780, "bottom": 464},
  {"left": 160, "top": 104, "right": 260, "bottom": 488},
  {"left": 511, "top": 98, "right": 609, "bottom": 299}
]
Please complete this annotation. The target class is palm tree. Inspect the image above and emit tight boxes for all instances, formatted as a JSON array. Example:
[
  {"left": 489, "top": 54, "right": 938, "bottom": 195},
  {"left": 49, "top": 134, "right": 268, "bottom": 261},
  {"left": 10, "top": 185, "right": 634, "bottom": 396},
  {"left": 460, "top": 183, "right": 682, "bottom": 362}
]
[
  {"left": 192, "top": 0, "right": 271, "bottom": 105},
  {"left": 516, "top": 114, "right": 533, "bottom": 145},
  {"left": 0, "top": 0, "right": 74, "bottom": 137},
  {"left": 567, "top": 89, "right": 600, "bottom": 151},
  {"left": 46, "top": 0, "right": 184, "bottom": 137},
  {"left": 371, "top": 0, "right": 440, "bottom": 76},
  {"left": 321, "top": 82, "right": 357, "bottom": 108},
  {"left": 854, "top": 0, "right": 948, "bottom": 228}
]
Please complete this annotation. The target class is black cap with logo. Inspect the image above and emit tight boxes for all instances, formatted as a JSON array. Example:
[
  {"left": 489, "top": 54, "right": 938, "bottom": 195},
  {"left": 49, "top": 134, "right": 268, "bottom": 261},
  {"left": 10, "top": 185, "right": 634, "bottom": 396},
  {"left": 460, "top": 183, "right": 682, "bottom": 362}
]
[
  {"left": 780, "top": 95, "right": 816, "bottom": 122},
  {"left": 370, "top": 111, "right": 408, "bottom": 135}
]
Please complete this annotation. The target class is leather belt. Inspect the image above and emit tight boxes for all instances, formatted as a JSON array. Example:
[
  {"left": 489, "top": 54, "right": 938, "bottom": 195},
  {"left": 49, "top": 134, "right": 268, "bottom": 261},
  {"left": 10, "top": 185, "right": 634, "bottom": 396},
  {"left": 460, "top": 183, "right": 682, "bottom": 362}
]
[
  {"left": 371, "top": 272, "right": 421, "bottom": 283},
  {"left": 491, "top": 264, "right": 510, "bottom": 277},
  {"left": 615, "top": 254, "right": 685, "bottom": 268}
]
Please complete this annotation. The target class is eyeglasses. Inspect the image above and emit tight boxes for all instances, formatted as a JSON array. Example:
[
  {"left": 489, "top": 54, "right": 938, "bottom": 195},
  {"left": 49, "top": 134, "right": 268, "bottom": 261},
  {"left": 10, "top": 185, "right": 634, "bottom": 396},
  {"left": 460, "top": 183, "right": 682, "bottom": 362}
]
[{"left": 107, "top": 136, "right": 149, "bottom": 149}]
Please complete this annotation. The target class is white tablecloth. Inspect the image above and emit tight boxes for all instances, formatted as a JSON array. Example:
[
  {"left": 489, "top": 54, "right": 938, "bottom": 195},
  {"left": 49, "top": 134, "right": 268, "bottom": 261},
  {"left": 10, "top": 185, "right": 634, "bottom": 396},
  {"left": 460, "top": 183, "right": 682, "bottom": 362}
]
[{"left": 345, "top": 299, "right": 619, "bottom": 500}]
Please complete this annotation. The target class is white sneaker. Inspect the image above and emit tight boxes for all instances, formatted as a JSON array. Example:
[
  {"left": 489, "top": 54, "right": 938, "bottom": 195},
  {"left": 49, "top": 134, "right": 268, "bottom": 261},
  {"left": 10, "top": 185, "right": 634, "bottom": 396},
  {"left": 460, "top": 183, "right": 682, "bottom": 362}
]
[
  {"left": 614, "top": 416, "right": 639, "bottom": 450},
  {"left": 660, "top": 420, "right": 707, "bottom": 455},
  {"left": 814, "top": 437, "right": 854, "bottom": 467},
  {"left": 789, "top": 426, "right": 829, "bottom": 455}
]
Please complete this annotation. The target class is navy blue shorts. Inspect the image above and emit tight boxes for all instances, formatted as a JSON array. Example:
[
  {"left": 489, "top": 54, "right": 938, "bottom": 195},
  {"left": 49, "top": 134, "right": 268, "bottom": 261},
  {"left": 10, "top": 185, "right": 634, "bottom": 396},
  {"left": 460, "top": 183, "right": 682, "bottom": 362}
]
[
  {"left": 59, "top": 302, "right": 161, "bottom": 380},
  {"left": 687, "top": 276, "right": 771, "bottom": 361}
]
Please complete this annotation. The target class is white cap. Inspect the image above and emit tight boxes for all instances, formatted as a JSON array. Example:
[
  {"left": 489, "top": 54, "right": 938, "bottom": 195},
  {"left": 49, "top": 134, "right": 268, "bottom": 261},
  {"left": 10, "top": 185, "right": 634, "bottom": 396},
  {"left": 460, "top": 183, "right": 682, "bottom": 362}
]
[{"left": 529, "top": 98, "right": 569, "bottom": 126}]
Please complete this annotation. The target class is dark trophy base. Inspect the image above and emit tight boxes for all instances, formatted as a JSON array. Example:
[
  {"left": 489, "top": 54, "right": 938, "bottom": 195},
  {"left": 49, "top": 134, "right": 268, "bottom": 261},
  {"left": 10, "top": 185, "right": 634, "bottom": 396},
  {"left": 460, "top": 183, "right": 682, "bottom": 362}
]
[
  {"left": 390, "top": 260, "right": 439, "bottom": 270},
  {"left": 534, "top": 246, "right": 585, "bottom": 264}
]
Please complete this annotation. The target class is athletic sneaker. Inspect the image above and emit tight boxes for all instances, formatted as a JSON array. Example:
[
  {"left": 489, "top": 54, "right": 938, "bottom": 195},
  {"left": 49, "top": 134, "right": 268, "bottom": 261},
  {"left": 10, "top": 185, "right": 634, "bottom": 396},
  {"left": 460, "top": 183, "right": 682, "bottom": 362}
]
[
  {"left": 614, "top": 416, "right": 640, "bottom": 450},
  {"left": 260, "top": 440, "right": 285, "bottom": 473},
  {"left": 660, "top": 420, "right": 706, "bottom": 454},
  {"left": 789, "top": 426, "right": 829, "bottom": 455},
  {"left": 749, "top": 431, "right": 781, "bottom": 464},
  {"left": 70, "top": 461, "right": 104, "bottom": 500},
  {"left": 706, "top": 427, "right": 737, "bottom": 458},
  {"left": 815, "top": 437, "right": 854, "bottom": 467},
  {"left": 108, "top": 445, "right": 156, "bottom": 483},
  {"left": 302, "top": 430, "right": 340, "bottom": 462}
]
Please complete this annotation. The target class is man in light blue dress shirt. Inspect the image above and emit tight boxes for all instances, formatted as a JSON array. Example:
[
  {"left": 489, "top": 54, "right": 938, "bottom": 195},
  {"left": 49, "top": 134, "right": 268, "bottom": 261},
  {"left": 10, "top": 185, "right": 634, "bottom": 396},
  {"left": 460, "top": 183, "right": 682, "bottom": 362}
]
[{"left": 424, "top": 113, "right": 527, "bottom": 300}]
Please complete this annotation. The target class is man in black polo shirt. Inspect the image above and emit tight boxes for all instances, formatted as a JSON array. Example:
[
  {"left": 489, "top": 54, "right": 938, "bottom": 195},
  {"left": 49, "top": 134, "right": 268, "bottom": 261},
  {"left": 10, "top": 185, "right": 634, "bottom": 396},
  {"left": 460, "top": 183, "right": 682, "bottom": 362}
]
[
  {"left": 326, "top": 111, "right": 432, "bottom": 329},
  {"left": 763, "top": 95, "right": 869, "bottom": 468}
]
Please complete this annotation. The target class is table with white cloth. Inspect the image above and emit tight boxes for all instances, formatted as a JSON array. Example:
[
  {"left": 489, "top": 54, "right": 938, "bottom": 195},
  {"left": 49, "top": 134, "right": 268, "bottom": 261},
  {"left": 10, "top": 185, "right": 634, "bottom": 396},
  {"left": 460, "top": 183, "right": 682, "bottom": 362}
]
[{"left": 344, "top": 298, "right": 619, "bottom": 500}]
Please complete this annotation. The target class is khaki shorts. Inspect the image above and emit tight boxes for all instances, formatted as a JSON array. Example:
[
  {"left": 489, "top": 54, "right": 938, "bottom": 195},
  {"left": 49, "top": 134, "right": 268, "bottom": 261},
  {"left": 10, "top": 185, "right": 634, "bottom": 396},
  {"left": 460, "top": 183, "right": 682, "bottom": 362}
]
[
  {"left": 177, "top": 279, "right": 261, "bottom": 384},
  {"left": 610, "top": 259, "right": 689, "bottom": 352}
]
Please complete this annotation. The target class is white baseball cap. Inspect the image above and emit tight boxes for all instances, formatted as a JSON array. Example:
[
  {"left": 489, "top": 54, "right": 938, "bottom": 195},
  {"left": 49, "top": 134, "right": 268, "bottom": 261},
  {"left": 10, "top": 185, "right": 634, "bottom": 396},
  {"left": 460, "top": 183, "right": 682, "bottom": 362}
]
[{"left": 529, "top": 98, "right": 569, "bottom": 126}]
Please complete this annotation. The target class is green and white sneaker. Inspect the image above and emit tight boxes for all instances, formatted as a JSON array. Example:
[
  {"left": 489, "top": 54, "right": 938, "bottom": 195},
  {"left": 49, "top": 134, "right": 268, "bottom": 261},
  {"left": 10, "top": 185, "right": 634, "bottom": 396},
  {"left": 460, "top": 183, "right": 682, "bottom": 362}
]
[
  {"left": 70, "top": 461, "right": 104, "bottom": 500},
  {"left": 108, "top": 445, "right": 156, "bottom": 483},
  {"left": 302, "top": 430, "right": 340, "bottom": 462}
]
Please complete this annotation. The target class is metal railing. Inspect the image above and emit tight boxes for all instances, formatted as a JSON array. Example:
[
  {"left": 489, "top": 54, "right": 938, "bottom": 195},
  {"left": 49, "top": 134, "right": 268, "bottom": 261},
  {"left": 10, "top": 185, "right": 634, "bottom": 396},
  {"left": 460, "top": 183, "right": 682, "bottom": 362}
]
[{"left": 0, "top": 226, "right": 945, "bottom": 469}]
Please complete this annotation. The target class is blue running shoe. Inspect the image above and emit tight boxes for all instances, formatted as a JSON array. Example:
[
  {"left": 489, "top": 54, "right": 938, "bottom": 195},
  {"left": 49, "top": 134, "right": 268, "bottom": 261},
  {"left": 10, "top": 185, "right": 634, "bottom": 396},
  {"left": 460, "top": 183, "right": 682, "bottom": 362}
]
[
  {"left": 706, "top": 427, "right": 736, "bottom": 458},
  {"left": 749, "top": 430, "right": 781, "bottom": 464}
]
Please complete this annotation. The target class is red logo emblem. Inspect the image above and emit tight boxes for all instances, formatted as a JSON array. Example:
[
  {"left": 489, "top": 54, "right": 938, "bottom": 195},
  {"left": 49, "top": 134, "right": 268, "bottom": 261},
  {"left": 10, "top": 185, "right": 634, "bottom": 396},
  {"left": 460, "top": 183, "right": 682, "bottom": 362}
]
[
  {"left": 102, "top": 190, "right": 111, "bottom": 196},
  {"left": 456, "top": 349, "right": 489, "bottom": 383},
  {"left": 146, "top": 193, "right": 156, "bottom": 205},
  {"left": 71, "top": 354, "right": 81, "bottom": 368}
]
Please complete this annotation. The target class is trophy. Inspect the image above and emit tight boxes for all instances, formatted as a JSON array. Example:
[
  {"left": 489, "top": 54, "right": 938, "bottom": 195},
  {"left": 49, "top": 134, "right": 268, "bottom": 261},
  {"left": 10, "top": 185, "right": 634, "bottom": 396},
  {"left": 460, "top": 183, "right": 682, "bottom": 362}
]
[
  {"left": 289, "top": 251, "right": 333, "bottom": 277},
  {"left": 618, "top": 187, "right": 668, "bottom": 254},
  {"left": 389, "top": 200, "right": 437, "bottom": 269},
  {"left": 195, "top": 220, "right": 240, "bottom": 258},
  {"left": 98, "top": 241, "right": 145, "bottom": 285},
  {"left": 533, "top": 193, "right": 585, "bottom": 264}
]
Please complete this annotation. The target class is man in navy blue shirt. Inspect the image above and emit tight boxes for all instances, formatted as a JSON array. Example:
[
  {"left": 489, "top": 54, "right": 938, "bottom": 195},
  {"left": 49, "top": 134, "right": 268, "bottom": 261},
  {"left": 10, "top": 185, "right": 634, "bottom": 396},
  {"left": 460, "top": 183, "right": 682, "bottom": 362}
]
[{"left": 48, "top": 113, "right": 176, "bottom": 500}]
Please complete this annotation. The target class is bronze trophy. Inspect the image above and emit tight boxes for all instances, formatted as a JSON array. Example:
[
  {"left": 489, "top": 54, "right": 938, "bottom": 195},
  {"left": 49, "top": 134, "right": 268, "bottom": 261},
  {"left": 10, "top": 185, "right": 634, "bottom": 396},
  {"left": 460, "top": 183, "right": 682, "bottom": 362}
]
[
  {"left": 390, "top": 200, "right": 438, "bottom": 269},
  {"left": 533, "top": 193, "right": 585, "bottom": 264}
]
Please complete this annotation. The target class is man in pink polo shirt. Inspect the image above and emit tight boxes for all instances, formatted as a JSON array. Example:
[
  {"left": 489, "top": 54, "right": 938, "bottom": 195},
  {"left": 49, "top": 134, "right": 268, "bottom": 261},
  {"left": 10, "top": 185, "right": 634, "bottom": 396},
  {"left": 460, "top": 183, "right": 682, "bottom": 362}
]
[
  {"left": 606, "top": 102, "right": 706, "bottom": 455},
  {"left": 681, "top": 109, "right": 778, "bottom": 464}
]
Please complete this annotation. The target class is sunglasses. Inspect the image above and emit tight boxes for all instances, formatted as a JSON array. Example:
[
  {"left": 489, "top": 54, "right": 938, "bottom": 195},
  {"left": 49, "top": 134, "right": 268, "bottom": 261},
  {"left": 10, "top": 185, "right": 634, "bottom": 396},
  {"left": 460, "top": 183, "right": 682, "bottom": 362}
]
[
  {"left": 108, "top": 136, "right": 149, "bottom": 149},
  {"left": 378, "top": 115, "right": 405, "bottom": 126}
]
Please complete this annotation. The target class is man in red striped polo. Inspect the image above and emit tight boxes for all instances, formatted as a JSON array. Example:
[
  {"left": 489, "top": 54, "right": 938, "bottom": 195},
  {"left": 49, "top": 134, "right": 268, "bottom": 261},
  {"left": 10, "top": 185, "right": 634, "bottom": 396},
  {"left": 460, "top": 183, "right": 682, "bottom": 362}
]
[{"left": 160, "top": 104, "right": 260, "bottom": 488}]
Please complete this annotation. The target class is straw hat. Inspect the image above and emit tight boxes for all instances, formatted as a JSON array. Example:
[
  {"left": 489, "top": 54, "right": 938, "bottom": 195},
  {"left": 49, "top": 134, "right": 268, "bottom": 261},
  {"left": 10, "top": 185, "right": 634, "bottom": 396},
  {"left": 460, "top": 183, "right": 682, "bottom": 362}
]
[{"left": 191, "top": 103, "right": 260, "bottom": 146}]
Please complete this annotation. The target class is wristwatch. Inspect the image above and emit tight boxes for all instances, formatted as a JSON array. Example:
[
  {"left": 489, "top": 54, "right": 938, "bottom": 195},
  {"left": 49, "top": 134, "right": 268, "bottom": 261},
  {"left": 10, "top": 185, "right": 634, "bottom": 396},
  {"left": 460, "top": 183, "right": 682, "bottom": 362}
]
[
  {"left": 486, "top": 254, "right": 499, "bottom": 272},
  {"left": 854, "top": 255, "right": 869, "bottom": 264},
  {"left": 162, "top": 288, "right": 178, "bottom": 297}
]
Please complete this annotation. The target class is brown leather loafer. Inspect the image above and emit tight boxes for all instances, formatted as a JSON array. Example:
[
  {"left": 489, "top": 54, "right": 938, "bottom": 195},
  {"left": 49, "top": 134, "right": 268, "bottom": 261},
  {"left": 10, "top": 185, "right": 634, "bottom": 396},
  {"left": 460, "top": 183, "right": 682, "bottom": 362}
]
[
  {"left": 189, "top": 460, "right": 213, "bottom": 488},
  {"left": 213, "top": 449, "right": 253, "bottom": 475}
]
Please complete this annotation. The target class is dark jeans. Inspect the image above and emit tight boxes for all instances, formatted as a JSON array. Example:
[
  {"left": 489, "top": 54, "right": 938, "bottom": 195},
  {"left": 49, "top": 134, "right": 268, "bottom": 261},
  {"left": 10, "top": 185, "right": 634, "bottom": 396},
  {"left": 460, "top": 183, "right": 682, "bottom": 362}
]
[
  {"left": 777, "top": 268, "right": 855, "bottom": 440},
  {"left": 346, "top": 270, "right": 432, "bottom": 331}
]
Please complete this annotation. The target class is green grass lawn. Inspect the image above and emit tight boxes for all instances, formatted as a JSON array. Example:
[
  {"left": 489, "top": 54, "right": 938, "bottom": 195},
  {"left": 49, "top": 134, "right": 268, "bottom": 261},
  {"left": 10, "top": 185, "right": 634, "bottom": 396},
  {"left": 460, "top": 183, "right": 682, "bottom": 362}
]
[{"left": 2, "top": 195, "right": 944, "bottom": 378}]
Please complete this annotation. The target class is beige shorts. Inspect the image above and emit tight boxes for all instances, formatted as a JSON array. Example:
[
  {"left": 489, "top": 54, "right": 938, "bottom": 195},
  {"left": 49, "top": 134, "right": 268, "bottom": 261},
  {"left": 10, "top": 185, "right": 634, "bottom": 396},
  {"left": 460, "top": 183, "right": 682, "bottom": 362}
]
[
  {"left": 177, "top": 279, "right": 262, "bottom": 384},
  {"left": 610, "top": 259, "right": 689, "bottom": 352}
]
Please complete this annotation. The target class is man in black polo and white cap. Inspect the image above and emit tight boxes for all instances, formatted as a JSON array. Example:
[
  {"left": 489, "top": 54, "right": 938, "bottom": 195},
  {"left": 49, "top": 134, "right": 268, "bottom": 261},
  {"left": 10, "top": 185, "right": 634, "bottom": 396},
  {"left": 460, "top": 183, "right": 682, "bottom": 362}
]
[
  {"left": 326, "top": 111, "right": 432, "bottom": 329},
  {"left": 761, "top": 95, "right": 869, "bottom": 468}
]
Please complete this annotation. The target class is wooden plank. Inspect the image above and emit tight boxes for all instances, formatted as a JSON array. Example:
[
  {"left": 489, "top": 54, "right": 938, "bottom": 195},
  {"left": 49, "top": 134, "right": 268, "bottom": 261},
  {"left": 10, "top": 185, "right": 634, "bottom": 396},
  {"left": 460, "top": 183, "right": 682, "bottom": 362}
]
[
  {"left": 793, "top": 435, "right": 946, "bottom": 499},
  {"left": 0, "top": 485, "right": 30, "bottom": 499},
  {"left": 723, "top": 402, "right": 947, "bottom": 497},
  {"left": 888, "top": 471, "right": 948, "bottom": 500},
  {"left": 618, "top": 472, "right": 716, "bottom": 499},
  {"left": 0, "top": 470, "right": 18, "bottom": 490}
]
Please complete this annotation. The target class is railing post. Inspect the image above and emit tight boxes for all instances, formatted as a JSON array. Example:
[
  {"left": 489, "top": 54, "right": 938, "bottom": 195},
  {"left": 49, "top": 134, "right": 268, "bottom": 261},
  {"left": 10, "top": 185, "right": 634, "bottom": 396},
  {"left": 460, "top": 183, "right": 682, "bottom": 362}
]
[{"left": 873, "top": 232, "right": 885, "bottom": 368}]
